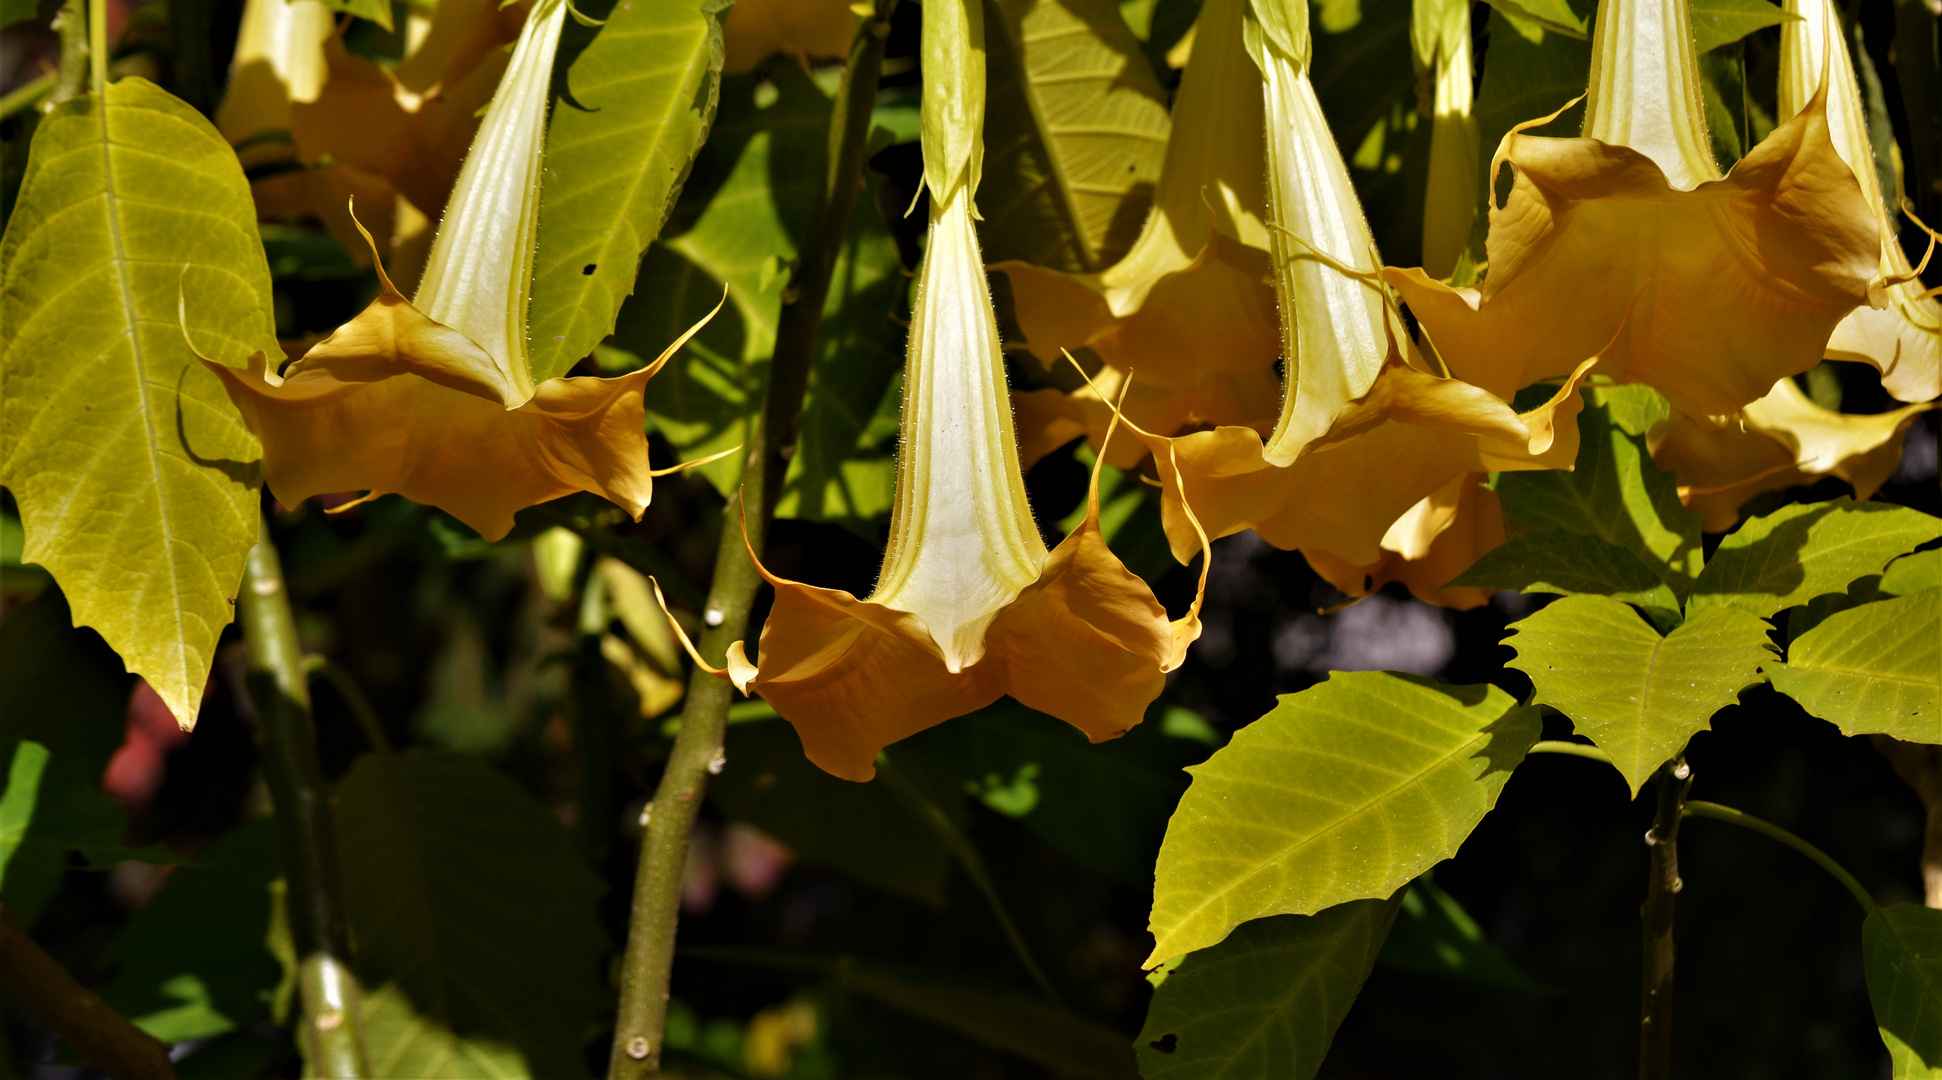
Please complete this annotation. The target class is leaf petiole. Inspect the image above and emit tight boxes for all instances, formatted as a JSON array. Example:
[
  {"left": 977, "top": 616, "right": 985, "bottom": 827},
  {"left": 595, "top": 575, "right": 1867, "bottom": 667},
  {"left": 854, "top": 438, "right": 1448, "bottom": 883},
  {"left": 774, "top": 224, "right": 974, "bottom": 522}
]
[{"left": 1682, "top": 799, "right": 1877, "bottom": 913}]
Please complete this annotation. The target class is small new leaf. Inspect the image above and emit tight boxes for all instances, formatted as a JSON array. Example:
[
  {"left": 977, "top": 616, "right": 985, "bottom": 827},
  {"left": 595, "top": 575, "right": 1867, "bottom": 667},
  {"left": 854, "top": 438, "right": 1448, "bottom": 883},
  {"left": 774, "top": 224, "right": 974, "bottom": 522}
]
[
  {"left": 1146, "top": 672, "right": 1537, "bottom": 965},
  {"left": 1507, "top": 596, "right": 1774, "bottom": 795}
]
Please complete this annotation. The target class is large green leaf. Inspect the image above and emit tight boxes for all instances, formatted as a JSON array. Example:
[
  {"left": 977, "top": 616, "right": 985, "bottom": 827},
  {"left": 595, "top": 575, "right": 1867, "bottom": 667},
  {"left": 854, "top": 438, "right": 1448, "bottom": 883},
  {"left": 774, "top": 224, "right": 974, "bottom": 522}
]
[
  {"left": 1478, "top": 0, "right": 1588, "bottom": 38},
  {"left": 1146, "top": 672, "right": 1538, "bottom": 965},
  {"left": 1689, "top": 0, "right": 1795, "bottom": 54},
  {"left": 0, "top": 588, "right": 133, "bottom": 769},
  {"left": 709, "top": 720, "right": 959, "bottom": 906},
  {"left": 1690, "top": 500, "right": 1940, "bottom": 618},
  {"left": 1884, "top": 550, "right": 1942, "bottom": 598},
  {"left": 334, "top": 751, "right": 608, "bottom": 1078},
  {"left": 101, "top": 820, "right": 284, "bottom": 1043},
  {"left": 1865, "top": 903, "right": 1942, "bottom": 1078},
  {"left": 914, "top": 700, "right": 1215, "bottom": 887},
  {"left": 1449, "top": 531, "right": 1681, "bottom": 613},
  {"left": 603, "top": 69, "right": 908, "bottom": 514},
  {"left": 1494, "top": 396, "right": 1705, "bottom": 599},
  {"left": 526, "top": 0, "right": 727, "bottom": 381},
  {"left": 1136, "top": 897, "right": 1402, "bottom": 1080},
  {"left": 0, "top": 77, "right": 278, "bottom": 728},
  {"left": 844, "top": 967, "right": 1140, "bottom": 1080},
  {"left": 0, "top": 741, "right": 177, "bottom": 925},
  {"left": 1506, "top": 596, "right": 1774, "bottom": 795},
  {"left": 1769, "top": 588, "right": 1941, "bottom": 743},
  {"left": 980, "top": 0, "right": 1171, "bottom": 272}
]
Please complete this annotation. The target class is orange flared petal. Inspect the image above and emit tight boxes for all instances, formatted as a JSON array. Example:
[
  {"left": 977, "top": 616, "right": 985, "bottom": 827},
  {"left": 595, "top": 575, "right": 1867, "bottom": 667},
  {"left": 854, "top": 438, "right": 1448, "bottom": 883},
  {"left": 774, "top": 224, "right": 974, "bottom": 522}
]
[{"left": 1302, "top": 473, "right": 1506, "bottom": 610}]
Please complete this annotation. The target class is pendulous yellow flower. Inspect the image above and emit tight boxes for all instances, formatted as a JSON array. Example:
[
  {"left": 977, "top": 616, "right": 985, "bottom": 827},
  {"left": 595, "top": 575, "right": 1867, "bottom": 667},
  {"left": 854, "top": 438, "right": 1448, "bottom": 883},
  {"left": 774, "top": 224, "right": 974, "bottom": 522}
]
[
  {"left": 1779, "top": 0, "right": 1941, "bottom": 403},
  {"left": 1385, "top": 0, "right": 1884, "bottom": 419},
  {"left": 215, "top": 0, "right": 334, "bottom": 161},
  {"left": 666, "top": 0, "right": 1208, "bottom": 783},
  {"left": 199, "top": 0, "right": 710, "bottom": 541},
  {"left": 994, "top": 0, "right": 1279, "bottom": 469},
  {"left": 1650, "top": 376, "right": 1938, "bottom": 531}
]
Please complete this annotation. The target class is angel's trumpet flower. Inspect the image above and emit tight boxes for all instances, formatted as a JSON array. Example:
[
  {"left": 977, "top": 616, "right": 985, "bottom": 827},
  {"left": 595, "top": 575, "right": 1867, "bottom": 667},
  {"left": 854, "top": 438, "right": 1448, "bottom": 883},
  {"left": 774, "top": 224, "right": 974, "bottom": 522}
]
[
  {"left": 996, "top": 0, "right": 1279, "bottom": 469},
  {"left": 1412, "top": 0, "right": 1476, "bottom": 280},
  {"left": 667, "top": 3, "right": 1208, "bottom": 783},
  {"left": 215, "top": 0, "right": 334, "bottom": 158},
  {"left": 1779, "top": 0, "right": 1942, "bottom": 403},
  {"left": 1384, "top": 0, "right": 1882, "bottom": 418},
  {"left": 200, "top": 0, "right": 709, "bottom": 541},
  {"left": 1651, "top": 378, "right": 1938, "bottom": 530}
]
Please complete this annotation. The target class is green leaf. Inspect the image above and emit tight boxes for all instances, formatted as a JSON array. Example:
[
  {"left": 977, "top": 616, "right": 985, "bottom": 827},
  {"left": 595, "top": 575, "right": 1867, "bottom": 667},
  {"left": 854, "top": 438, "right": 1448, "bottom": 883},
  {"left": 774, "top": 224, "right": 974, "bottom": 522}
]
[
  {"left": 1478, "top": 0, "right": 1588, "bottom": 39},
  {"left": 1506, "top": 596, "right": 1775, "bottom": 795},
  {"left": 334, "top": 751, "right": 608, "bottom": 1078},
  {"left": 1768, "top": 588, "right": 1941, "bottom": 743},
  {"left": 1689, "top": 0, "right": 1794, "bottom": 54},
  {"left": 979, "top": 0, "right": 1171, "bottom": 272},
  {"left": 913, "top": 700, "right": 1214, "bottom": 887},
  {"left": 607, "top": 69, "right": 909, "bottom": 506},
  {"left": 1136, "top": 897, "right": 1403, "bottom": 1080},
  {"left": 1884, "top": 550, "right": 1942, "bottom": 598},
  {"left": 0, "top": 0, "right": 41, "bottom": 29},
  {"left": 526, "top": 0, "right": 727, "bottom": 381},
  {"left": 0, "top": 741, "right": 178, "bottom": 925},
  {"left": 0, "top": 77, "right": 278, "bottom": 728},
  {"left": 1146, "top": 672, "right": 1539, "bottom": 965},
  {"left": 709, "top": 720, "right": 959, "bottom": 906},
  {"left": 1474, "top": 5, "right": 1590, "bottom": 199},
  {"left": 313, "top": 0, "right": 392, "bottom": 31},
  {"left": 1865, "top": 903, "right": 1942, "bottom": 1078},
  {"left": 1310, "top": 0, "right": 1425, "bottom": 261},
  {"left": 101, "top": 819, "right": 284, "bottom": 1043},
  {"left": 843, "top": 966, "right": 1140, "bottom": 1080},
  {"left": 1494, "top": 396, "right": 1705, "bottom": 600},
  {"left": 0, "top": 588, "right": 133, "bottom": 769},
  {"left": 1378, "top": 876, "right": 1546, "bottom": 992},
  {"left": 1449, "top": 531, "right": 1681, "bottom": 612},
  {"left": 1691, "top": 500, "right": 1940, "bottom": 617}
]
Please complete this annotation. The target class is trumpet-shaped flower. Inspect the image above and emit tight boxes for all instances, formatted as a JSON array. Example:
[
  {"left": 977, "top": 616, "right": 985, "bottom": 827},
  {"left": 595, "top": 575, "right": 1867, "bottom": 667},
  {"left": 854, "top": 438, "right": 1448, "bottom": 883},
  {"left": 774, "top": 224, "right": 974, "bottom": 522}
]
[
  {"left": 1412, "top": 0, "right": 1476, "bottom": 279},
  {"left": 1779, "top": 0, "right": 1941, "bottom": 403},
  {"left": 1384, "top": 0, "right": 1883, "bottom": 418},
  {"left": 671, "top": 5, "right": 1207, "bottom": 782},
  {"left": 201, "top": 0, "right": 705, "bottom": 541},
  {"left": 1650, "top": 377, "right": 1938, "bottom": 530},
  {"left": 215, "top": 0, "right": 334, "bottom": 158},
  {"left": 993, "top": 0, "right": 1280, "bottom": 468}
]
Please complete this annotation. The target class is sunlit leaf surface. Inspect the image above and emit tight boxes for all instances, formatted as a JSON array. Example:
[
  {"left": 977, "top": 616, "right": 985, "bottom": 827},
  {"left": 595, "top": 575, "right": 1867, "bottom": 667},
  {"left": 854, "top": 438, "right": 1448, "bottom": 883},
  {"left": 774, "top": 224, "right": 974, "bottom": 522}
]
[
  {"left": 1865, "top": 903, "right": 1942, "bottom": 1079},
  {"left": 1769, "top": 588, "right": 1941, "bottom": 742}
]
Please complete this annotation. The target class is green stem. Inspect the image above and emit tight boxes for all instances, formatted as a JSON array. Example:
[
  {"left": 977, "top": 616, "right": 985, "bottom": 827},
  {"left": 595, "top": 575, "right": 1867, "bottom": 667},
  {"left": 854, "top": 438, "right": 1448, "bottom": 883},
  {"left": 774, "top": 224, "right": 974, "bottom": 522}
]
[
  {"left": 86, "top": 0, "right": 105, "bottom": 95},
  {"left": 1528, "top": 739, "right": 1617, "bottom": 766},
  {"left": 0, "top": 73, "right": 54, "bottom": 120},
  {"left": 302, "top": 656, "right": 393, "bottom": 755},
  {"left": 0, "top": 906, "right": 174, "bottom": 1080},
  {"left": 46, "top": 0, "right": 87, "bottom": 107},
  {"left": 1638, "top": 756, "right": 1689, "bottom": 1080},
  {"left": 607, "top": 5, "right": 897, "bottom": 1075},
  {"left": 1683, "top": 800, "right": 1878, "bottom": 913},
  {"left": 241, "top": 521, "right": 371, "bottom": 1079},
  {"left": 876, "top": 755, "right": 1063, "bottom": 1004}
]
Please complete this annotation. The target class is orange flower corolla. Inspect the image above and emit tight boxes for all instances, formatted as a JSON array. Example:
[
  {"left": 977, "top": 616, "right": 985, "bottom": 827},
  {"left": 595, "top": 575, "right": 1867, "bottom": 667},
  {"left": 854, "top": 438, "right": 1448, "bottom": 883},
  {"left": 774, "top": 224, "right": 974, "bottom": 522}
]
[
  {"left": 702, "top": 189, "right": 1207, "bottom": 782},
  {"left": 993, "top": 0, "right": 1279, "bottom": 469},
  {"left": 1384, "top": 0, "right": 1883, "bottom": 419},
  {"left": 1301, "top": 472, "right": 1504, "bottom": 610},
  {"left": 1779, "top": 0, "right": 1942, "bottom": 403},
  {"left": 1650, "top": 377, "right": 1938, "bottom": 530},
  {"left": 723, "top": 0, "right": 856, "bottom": 73},
  {"left": 201, "top": 0, "right": 705, "bottom": 541}
]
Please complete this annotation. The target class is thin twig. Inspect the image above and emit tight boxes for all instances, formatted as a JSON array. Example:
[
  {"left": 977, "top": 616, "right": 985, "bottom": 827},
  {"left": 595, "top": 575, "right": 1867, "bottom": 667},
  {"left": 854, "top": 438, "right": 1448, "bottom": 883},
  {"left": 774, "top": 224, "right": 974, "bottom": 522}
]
[
  {"left": 241, "top": 520, "right": 371, "bottom": 1079},
  {"left": 0, "top": 73, "right": 55, "bottom": 119},
  {"left": 302, "top": 655, "right": 393, "bottom": 755},
  {"left": 607, "top": 4, "right": 898, "bottom": 1075},
  {"left": 1638, "top": 756, "right": 1690, "bottom": 1080},
  {"left": 1527, "top": 739, "right": 1617, "bottom": 766},
  {"left": 1683, "top": 800, "right": 1877, "bottom": 914},
  {"left": 0, "top": 906, "right": 173, "bottom": 1080}
]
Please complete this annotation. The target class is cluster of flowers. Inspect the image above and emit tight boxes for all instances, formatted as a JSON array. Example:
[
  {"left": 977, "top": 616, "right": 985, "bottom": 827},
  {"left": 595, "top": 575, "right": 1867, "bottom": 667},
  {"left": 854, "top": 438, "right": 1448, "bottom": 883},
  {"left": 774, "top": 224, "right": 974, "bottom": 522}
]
[{"left": 207, "top": 0, "right": 1938, "bottom": 781}]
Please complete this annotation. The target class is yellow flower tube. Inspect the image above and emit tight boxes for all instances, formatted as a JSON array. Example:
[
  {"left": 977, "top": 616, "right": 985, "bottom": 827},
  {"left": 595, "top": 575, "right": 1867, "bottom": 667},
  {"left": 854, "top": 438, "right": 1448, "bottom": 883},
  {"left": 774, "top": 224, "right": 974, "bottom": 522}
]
[
  {"left": 1413, "top": 0, "right": 1476, "bottom": 280},
  {"left": 995, "top": 0, "right": 1279, "bottom": 469},
  {"left": 1385, "top": 0, "right": 1883, "bottom": 418},
  {"left": 682, "top": 0, "right": 1208, "bottom": 782},
  {"left": 200, "top": 0, "right": 709, "bottom": 541},
  {"left": 215, "top": 0, "right": 335, "bottom": 157},
  {"left": 1779, "top": 0, "right": 1941, "bottom": 403}
]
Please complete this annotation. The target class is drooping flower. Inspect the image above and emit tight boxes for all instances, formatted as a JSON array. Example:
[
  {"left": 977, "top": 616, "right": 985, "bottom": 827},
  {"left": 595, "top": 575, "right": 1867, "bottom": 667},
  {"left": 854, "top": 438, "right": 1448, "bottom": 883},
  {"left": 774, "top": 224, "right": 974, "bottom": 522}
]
[
  {"left": 994, "top": 0, "right": 1279, "bottom": 469},
  {"left": 663, "top": 1, "right": 1208, "bottom": 783},
  {"left": 214, "top": 0, "right": 335, "bottom": 160},
  {"left": 1779, "top": 0, "right": 1941, "bottom": 403},
  {"left": 1384, "top": 0, "right": 1883, "bottom": 418},
  {"left": 199, "top": 0, "right": 709, "bottom": 541},
  {"left": 1412, "top": 0, "right": 1477, "bottom": 280},
  {"left": 1650, "top": 377, "right": 1938, "bottom": 530}
]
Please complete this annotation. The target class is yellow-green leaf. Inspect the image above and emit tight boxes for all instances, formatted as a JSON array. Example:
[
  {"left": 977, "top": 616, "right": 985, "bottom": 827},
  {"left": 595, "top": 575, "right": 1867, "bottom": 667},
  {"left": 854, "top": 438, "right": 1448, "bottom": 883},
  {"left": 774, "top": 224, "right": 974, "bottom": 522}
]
[
  {"left": 1507, "top": 596, "right": 1775, "bottom": 795},
  {"left": 1146, "top": 672, "right": 1538, "bottom": 965},
  {"left": 1865, "top": 903, "right": 1942, "bottom": 1078},
  {"left": 1769, "top": 588, "right": 1941, "bottom": 742},
  {"left": 979, "top": 0, "right": 1172, "bottom": 271},
  {"left": 0, "top": 78, "right": 277, "bottom": 728},
  {"left": 1690, "top": 499, "right": 1939, "bottom": 618},
  {"left": 527, "top": 0, "right": 727, "bottom": 381}
]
